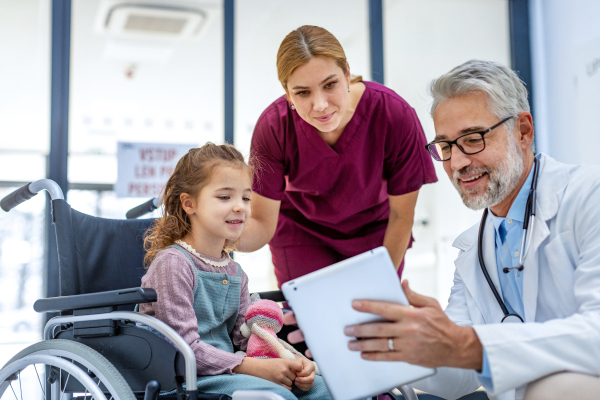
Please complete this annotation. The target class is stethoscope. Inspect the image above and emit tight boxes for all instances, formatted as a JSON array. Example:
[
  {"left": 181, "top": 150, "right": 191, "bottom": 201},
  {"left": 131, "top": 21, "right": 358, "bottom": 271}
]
[{"left": 477, "top": 156, "right": 540, "bottom": 323}]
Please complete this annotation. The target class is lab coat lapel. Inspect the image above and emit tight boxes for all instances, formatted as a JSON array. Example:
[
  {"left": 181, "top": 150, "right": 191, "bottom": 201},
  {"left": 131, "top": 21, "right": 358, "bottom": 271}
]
[
  {"left": 522, "top": 219, "right": 545, "bottom": 322},
  {"left": 522, "top": 154, "right": 568, "bottom": 322},
  {"left": 455, "top": 216, "right": 506, "bottom": 324}
]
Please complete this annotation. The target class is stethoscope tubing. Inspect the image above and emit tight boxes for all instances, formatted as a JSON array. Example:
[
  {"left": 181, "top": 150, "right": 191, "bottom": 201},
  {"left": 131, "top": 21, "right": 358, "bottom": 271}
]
[
  {"left": 477, "top": 156, "right": 540, "bottom": 323},
  {"left": 478, "top": 208, "right": 511, "bottom": 316}
]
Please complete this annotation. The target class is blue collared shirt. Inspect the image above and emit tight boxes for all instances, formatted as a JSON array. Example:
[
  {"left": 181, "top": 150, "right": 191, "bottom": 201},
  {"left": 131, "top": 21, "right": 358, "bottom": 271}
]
[{"left": 477, "top": 166, "right": 535, "bottom": 391}]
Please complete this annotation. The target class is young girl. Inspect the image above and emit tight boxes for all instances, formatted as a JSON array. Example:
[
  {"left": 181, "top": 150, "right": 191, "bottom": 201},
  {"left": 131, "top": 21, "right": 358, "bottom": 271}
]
[{"left": 139, "top": 143, "right": 331, "bottom": 400}]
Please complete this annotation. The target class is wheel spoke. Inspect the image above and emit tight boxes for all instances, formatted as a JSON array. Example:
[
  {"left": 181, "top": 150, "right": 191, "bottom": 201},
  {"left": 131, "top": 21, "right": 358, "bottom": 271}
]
[
  {"left": 85, "top": 369, "right": 89, "bottom": 400},
  {"left": 1, "top": 341, "right": 132, "bottom": 400},
  {"left": 18, "top": 370, "right": 22, "bottom": 400},
  {"left": 9, "top": 382, "right": 18, "bottom": 400},
  {"left": 60, "top": 372, "right": 71, "bottom": 400},
  {"left": 33, "top": 364, "right": 46, "bottom": 396}
]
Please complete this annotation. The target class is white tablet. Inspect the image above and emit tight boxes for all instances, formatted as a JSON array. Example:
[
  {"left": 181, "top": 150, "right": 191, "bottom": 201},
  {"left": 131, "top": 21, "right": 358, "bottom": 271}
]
[{"left": 281, "top": 247, "right": 436, "bottom": 400}]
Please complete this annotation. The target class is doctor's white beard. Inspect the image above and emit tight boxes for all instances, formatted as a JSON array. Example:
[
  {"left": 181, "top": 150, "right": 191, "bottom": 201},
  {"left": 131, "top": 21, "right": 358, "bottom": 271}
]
[{"left": 452, "top": 134, "right": 524, "bottom": 210}]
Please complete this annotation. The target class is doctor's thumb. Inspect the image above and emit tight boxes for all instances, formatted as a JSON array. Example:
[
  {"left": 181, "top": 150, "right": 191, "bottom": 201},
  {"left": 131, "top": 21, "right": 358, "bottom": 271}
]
[{"left": 402, "top": 280, "right": 439, "bottom": 309}]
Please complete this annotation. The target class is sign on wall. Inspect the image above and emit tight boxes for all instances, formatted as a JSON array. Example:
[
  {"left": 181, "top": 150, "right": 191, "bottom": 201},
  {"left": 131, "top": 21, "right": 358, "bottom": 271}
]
[{"left": 116, "top": 142, "right": 195, "bottom": 198}]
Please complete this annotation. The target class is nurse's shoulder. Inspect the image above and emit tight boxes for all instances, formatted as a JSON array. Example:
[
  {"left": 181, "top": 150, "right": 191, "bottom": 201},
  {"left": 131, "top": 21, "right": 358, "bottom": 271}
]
[
  {"left": 363, "top": 81, "right": 415, "bottom": 113},
  {"left": 251, "top": 94, "right": 300, "bottom": 152}
]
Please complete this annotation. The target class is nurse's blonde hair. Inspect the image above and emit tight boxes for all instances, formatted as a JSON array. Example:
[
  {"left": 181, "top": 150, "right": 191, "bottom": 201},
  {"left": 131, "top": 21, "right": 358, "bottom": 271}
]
[{"left": 276, "top": 25, "right": 362, "bottom": 95}]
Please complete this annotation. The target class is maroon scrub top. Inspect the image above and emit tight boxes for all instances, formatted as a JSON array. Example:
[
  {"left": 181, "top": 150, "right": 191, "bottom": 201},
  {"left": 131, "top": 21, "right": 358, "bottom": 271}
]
[{"left": 250, "top": 81, "right": 437, "bottom": 257}]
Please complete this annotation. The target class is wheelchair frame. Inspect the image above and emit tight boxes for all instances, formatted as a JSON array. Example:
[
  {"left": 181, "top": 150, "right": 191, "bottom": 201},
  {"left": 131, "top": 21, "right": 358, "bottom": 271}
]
[
  {"left": 0, "top": 179, "right": 419, "bottom": 400},
  {"left": 43, "top": 311, "right": 197, "bottom": 396},
  {"left": 0, "top": 179, "right": 201, "bottom": 400}
]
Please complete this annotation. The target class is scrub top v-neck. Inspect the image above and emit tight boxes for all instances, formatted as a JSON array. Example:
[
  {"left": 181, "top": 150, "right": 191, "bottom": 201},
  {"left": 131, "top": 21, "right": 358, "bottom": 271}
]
[{"left": 250, "top": 80, "right": 437, "bottom": 258}]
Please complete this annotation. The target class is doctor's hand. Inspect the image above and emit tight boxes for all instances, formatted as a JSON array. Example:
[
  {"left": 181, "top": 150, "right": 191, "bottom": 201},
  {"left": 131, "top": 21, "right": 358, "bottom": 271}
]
[
  {"left": 282, "top": 311, "right": 313, "bottom": 359},
  {"left": 345, "top": 280, "right": 483, "bottom": 370}
]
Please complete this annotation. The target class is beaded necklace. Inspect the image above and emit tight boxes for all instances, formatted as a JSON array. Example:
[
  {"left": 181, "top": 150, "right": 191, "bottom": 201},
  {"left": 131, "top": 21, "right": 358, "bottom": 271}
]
[{"left": 174, "top": 240, "right": 231, "bottom": 268}]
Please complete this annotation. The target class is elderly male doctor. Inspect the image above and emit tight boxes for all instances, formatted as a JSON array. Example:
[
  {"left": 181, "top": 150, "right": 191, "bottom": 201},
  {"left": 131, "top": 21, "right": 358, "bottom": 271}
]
[{"left": 333, "top": 60, "right": 600, "bottom": 400}]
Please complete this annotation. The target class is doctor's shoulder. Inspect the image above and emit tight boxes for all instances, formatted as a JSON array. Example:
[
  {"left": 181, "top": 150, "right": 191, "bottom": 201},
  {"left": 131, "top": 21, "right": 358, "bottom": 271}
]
[
  {"left": 560, "top": 163, "right": 600, "bottom": 208},
  {"left": 553, "top": 163, "right": 600, "bottom": 241},
  {"left": 452, "top": 223, "right": 479, "bottom": 253}
]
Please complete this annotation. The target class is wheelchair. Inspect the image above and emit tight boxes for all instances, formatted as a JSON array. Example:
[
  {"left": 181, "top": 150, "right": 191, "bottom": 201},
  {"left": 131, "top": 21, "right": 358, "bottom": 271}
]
[{"left": 0, "top": 179, "right": 426, "bottom": 400}]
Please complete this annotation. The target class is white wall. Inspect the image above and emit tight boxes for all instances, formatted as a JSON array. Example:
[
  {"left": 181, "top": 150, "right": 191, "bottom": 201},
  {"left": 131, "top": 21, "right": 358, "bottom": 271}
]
[{"left": 530, "top": 0, "right": 600, "bottom": 166}]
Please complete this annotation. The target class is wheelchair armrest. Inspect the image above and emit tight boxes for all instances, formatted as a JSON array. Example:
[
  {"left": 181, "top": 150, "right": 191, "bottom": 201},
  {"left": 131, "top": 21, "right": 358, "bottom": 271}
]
[
  {"left": 33, "top": 287, "right": 157, "bottom": 313},
  {"left": 255, "top": 290, "right": 286, "bottom": 303}
]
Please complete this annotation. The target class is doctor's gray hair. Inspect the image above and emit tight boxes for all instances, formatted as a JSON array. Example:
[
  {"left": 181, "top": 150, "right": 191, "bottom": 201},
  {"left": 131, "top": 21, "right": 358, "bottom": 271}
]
[{"left": 428, "top": 60, "right": 530, "bottom": 137}]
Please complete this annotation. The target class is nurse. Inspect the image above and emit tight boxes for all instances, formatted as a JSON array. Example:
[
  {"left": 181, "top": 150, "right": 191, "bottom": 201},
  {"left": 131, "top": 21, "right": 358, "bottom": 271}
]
[{"left": 240, "top": 25, "right": 437, "bottom": 287}]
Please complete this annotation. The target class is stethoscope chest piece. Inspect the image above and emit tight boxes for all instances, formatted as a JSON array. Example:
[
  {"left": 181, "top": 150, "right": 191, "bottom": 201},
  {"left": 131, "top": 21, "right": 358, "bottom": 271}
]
[{"left": 501, "top": 314, "right": 524, "bottom": 323}]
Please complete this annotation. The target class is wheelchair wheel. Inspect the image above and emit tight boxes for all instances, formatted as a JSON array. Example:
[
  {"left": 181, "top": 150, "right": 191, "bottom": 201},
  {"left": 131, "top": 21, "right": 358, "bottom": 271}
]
[{"left": 0, "top": 339, "right": 135, "bottom": 400}]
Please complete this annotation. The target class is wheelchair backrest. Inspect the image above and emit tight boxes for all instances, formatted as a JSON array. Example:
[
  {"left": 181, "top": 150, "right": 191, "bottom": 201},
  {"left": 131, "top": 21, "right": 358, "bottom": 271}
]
[{"left": 52, "top": 199, "right": 156, "bottom": 307}]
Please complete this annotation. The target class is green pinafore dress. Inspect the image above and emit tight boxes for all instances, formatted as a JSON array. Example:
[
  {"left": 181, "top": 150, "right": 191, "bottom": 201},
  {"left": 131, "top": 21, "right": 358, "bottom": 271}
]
[{"left": 169, "top": 245, "right": 331, "bottom": 400}]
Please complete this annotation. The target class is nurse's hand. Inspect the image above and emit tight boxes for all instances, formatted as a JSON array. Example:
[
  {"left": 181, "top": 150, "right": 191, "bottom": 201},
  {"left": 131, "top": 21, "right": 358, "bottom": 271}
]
[
  {"left": 345, "top": 280, "right": 484, "bottom": 370},
  {"left": 282, "top": 312, "right": 313, "bottom": 359}
]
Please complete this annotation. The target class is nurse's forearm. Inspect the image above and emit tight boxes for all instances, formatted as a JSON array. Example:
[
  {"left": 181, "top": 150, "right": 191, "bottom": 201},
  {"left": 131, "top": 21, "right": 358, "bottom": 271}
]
[
  {"left": 384, "top": 191, "right": 419, "bottom": 269},
  {"left": 383, "top": 213, "right": 414, "bottom": 270},
  {"left": 238, "top": 193, "right": 281, "bottom": 253},
  {"left": 237, "top": 217, "right": 275, "bottom": 252}
]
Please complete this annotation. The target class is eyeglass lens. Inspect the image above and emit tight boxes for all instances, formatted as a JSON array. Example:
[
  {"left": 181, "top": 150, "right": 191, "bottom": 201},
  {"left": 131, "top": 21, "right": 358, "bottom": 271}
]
[{"left": 430, "top": 133, "right": 485, "bottom": 161}]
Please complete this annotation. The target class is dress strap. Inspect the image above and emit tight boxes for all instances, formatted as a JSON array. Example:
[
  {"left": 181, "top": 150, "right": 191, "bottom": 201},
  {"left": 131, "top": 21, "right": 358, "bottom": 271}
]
[{"left": 169, "top": 244, "right": 196, "bottom": 268}]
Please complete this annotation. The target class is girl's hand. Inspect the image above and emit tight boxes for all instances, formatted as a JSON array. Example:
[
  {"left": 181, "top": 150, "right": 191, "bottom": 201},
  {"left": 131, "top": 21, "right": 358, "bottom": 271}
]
[
  {"left": 233, "top": 357, "right": 302, "bottom": 390},
  {"left": 294, "top": 357, "right": 316, "bottom": 391}
]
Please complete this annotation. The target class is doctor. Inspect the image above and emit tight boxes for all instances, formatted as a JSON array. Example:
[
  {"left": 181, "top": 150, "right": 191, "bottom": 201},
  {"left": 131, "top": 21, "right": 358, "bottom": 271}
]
[{"left": 334, "top": 60, "right": 600, "bottom": 400}]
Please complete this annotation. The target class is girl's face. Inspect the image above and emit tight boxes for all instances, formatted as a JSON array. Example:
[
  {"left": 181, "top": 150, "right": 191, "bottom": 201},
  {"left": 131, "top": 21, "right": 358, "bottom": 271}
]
[
  {"left": 186, "top": 165, "right": 252, "bottom": 245},
  {"left": 286, "top": 57, "right": 351, "bottom": 133}
]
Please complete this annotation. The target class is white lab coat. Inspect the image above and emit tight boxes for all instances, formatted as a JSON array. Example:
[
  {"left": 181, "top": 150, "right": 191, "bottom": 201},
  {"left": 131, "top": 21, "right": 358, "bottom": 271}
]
[{"left": 413, "top": 154, "right": 600, "bottom": 400}]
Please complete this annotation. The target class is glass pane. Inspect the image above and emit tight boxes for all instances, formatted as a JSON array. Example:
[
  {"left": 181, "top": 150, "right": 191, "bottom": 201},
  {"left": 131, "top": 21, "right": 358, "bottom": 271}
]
[
  {"left": 0, "top": 0, "right": 50, "bottom": 181},
  {"left": 66, "top": 0, "right": 227, "bottom": 290},
  {"left": 0, "top": 0, "right": 50, "bottom": 365},
  {"left": 0, "top": 187, "right": 45, "bottom": 365},
  {"left": 67, "top": 189, "right": 161, "bottom": 220},
  {"left": 384, "top": 0, "right": 511, "bottom": 306},
  {"left": 530, "top": 0, "right": 600, "bottom": 165},
  {"left": 69, "top": 0, "right": 224, "bottom": 186}
]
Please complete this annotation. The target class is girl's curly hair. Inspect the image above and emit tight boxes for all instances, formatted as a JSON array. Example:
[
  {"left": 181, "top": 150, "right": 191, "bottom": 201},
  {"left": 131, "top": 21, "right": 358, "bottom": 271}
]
[{"left": 143, "top": 143, "right": 254, "bottom": 267}]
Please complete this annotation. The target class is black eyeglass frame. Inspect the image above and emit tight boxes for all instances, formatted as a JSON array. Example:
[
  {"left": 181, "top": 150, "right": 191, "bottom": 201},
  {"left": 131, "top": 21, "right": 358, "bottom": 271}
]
[{"left": 425, "top": 116, "right": 514, "bottom": 161}]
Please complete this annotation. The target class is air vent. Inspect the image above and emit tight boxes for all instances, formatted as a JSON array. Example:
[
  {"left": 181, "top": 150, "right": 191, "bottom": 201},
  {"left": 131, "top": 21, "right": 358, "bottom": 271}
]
[
  {"left": 102, "top": 3, "right": 208, "bottom": 40},
  {"left": 124, "top": 15, "right": 188, "bottom": 34}
]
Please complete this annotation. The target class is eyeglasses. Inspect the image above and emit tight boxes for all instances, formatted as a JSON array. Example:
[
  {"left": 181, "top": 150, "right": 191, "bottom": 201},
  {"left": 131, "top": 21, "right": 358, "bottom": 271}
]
[{"left": 425, "top": 117, "right": 514, "bottom": 161}]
